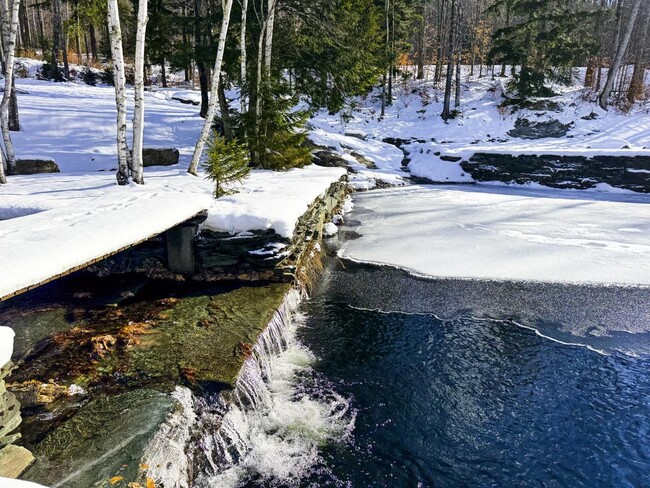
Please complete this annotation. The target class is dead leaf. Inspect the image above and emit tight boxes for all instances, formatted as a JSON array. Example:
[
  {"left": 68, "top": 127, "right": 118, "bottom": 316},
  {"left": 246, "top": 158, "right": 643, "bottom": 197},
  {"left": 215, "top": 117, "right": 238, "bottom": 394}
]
[
  {"left": 139, "top": 463, "right": 149, "bottom": 470},
  {"left": 109, "top": 476, "right": 124, "bottom": 485},
  {"left": 146, "top": 478, "right": 156, "bottom": 488}
]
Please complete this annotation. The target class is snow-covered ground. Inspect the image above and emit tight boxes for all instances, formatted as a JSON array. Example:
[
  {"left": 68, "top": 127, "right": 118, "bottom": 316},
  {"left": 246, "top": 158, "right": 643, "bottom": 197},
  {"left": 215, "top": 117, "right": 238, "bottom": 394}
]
[
  {"left": 0, "top": 77, "right": 344, "bottom": 300},
  {"left": 310, "top": 67, "right": 650, "bottom": 184},
  {"left": 340, "top": 184, "right": 650, "bottom": 286}
]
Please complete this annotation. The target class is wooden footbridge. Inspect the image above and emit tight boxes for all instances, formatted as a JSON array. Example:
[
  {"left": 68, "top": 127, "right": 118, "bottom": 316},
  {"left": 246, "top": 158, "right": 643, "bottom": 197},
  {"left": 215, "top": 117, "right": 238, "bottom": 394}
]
[{"left": 0, "top": 192, "right": 211, "bottom": 302}]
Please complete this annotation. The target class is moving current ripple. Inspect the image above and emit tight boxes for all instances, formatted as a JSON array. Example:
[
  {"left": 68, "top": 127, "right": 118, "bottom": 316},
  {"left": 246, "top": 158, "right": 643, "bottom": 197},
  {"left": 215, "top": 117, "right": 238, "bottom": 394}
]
[{"left": 205, "top": 261, "right": 650, "bottom": 487}]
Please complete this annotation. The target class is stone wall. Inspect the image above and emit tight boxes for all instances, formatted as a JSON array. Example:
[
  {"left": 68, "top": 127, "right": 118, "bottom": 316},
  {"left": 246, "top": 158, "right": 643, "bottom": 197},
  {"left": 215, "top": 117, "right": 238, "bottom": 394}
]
[
  {"left": 194, "top": 180, "right": 349, "bottom": 281},
  {"left": 0, "top": 360, "right": 34, "bottom": 479},
  {"left": 460, "top": 154, "right": 650, "bottom": 193}
]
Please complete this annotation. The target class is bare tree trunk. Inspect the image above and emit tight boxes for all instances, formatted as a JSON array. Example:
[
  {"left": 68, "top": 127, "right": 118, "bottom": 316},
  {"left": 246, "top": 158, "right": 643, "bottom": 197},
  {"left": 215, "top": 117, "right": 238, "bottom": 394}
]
[
  {"left": 599, "top": 0, "right": 642, "bottom": 109},
  {"left": 417, "top": 0, "right": 425, "bottom": 79},
  {"left": 9, "top": 75, "right": 19, "bottom": 131},
  {"left": 51, "top": 0, "right": 61, "bottom": 70},
  {"left": 263, "top": 0, "right": 275, "bottom": 72},
  {"left": 89, "top": 24, "right": 98, "bottom": 61},
  {"left": 240, "top": 0, "right": 248, "bottom": 112},
  {"left": 161, "top": 58, "right": 167, "bottom": 87},
  {"left": 627, "top": 2, "right": 650, "bottom": 103},
  {"left": 187, "top": 0, "right": 234, "bottom": 175},
  {"left": 131, "top": 0, "right": 148, "bottom": 184},
  {"left": 441, "top": 0, "right": 456, "bottom": 121},
  {"left": 454, "top": 55, "right": 460, "bottom": 108},
  {"left": 0, "top": 0, "right": 20, "bottom": 178},
  {"left": 107, "top": 0, "right": 130, "bottom": 185},
  {"left": 217, "top": 78, "right": 232, "bottom": 140}
]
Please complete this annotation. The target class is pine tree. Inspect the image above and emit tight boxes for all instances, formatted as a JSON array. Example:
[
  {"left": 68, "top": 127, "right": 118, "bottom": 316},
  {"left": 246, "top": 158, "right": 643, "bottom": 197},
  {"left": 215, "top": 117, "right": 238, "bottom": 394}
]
[
  {"left": 204, "top": 135, "right": 250, "bottom": 198},
  {"left": 488, "top": 0, "right": 598, "bottom": 99}
]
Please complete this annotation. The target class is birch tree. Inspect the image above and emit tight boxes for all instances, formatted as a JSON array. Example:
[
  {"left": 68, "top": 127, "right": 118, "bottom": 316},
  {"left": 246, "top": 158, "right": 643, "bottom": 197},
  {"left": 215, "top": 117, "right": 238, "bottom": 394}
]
[
  {"left": 131, "top": 0, "right": 149, "bottom": 184},
  {"left": 187, "top": 0, "right": 234, "bottom": 176},
  {"left": 240, "top": 0, "right": 248, "bottom": 113},
  {"left": 598, "top": 0, "right": 643, "bottom": 109},
  {"left": 107, "top": 0, "right": 130, "bottom": 185},
  {"left": 0, "top": 0, "right": 20, "bottom": 182}
]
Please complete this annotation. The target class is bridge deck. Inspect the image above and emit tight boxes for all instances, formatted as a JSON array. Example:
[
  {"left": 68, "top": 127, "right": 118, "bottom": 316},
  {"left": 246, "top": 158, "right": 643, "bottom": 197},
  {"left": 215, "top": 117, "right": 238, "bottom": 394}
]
[{"left": 0, "top": 192, "right": 211, "bottom": 301}]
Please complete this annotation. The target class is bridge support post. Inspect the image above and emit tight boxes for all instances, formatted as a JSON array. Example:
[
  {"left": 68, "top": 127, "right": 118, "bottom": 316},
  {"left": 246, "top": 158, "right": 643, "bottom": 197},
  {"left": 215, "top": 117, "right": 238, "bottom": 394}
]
[{"left": 166, "top": 224, "right": 197, "bottom": 275}]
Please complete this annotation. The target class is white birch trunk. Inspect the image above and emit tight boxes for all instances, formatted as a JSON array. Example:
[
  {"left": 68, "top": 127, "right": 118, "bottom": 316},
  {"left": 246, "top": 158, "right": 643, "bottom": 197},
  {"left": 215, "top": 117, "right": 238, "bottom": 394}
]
[
  {"left": 187, "top": 0, "right": 234, "bottom": 175},
  {"left": 240, "top": 0, "right": 248, "bottom": 113},
  {"left": 107, "top": 0, "right": 130, "bottom": 185},
  {"left": 263, "top": 0, "right": 276, "bottom": 72},
  {"left": 131, "top": 0, "right": 148, "bottom": 184},
  {"left": 0, "top": 0, "right": 20, "bottom": 176}
]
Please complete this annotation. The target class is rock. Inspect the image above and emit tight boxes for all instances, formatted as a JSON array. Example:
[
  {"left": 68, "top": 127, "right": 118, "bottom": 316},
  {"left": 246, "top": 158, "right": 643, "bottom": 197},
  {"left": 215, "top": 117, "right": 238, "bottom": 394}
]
[
  {"left": 171, "top": 96, "right": 199, "bottom": 106},
  {"left": 142, "top": 148, "right": 179, "bottom": 167},
  {"left": 351, "top": 152, "right": 377, "bottom": 169},
  {"left": 461, "top": 153, "right": 650, "bottom": 193},
  {"left": 0, "top": 445, "right": 34, "bottom": 479},
  {"left": 15, "top": 159, "right": 59, "bottom": 175},
  {"left": 344, "top": 130, "right": 367, "bottom": 141},
  {"left": 440, "top": 155, "right": 462, "bottom": 162},
  {"left": 507, "top": 118, "right": 572, "bottom": 139},
  {"left": 7, "top": 380, "right": 69, "bottom": 407},
  {"left": 312, "top": 150, "right": 348, "bottom": 168}
]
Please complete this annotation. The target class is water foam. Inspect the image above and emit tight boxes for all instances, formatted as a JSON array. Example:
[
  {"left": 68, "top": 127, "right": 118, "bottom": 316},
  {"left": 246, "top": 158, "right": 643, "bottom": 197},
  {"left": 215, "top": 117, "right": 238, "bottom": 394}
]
[{"left": 189, "top": 290, "right": 354, "bottom": 487}]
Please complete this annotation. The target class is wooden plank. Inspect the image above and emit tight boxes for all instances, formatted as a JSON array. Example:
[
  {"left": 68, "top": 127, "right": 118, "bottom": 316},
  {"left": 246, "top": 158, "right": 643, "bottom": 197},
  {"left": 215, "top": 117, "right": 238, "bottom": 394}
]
[{"left": 0, "top": 210, "right": 207, "bottom": 303}]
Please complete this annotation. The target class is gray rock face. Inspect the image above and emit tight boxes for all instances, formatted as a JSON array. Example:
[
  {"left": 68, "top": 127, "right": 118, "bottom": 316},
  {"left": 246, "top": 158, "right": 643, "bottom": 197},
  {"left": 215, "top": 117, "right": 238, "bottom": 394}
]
[
  {"left": 461, "top": 153, "right": 650, "bottom": 193},
  {"left": 15, "top": 159, "right": 60, "bottom": 174},
  {"left": 312, "top": 150, "right": 348, "bottom": 168},
  {"left": 508, "top": 118, "right": 572, "bottom": 139},
  {"left": 142, "top": 148, "right": 180, "bottom": 167}
]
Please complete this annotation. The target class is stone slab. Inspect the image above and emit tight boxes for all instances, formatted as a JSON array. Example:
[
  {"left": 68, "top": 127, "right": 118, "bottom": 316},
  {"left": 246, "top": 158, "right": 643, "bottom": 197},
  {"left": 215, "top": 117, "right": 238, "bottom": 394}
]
[{"left": 0, "top": 445, "right": 34, "bottom": 479}]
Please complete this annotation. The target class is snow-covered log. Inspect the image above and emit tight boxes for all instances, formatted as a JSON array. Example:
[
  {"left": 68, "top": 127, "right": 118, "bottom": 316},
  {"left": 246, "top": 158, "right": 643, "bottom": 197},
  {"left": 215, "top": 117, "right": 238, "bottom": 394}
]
[{"left": 187, "top": 0, "right": 234, "bottom": 176}]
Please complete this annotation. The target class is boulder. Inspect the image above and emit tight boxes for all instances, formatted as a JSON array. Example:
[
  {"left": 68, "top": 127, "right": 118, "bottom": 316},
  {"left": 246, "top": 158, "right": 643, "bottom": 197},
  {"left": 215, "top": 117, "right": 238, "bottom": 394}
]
[
  {"left": 15, "top": 159, "right": 59, "bottom": 175},
  {"left": 312, "top": 150, "right": 348, "bottom": 168},
  {"left": 142, "top": 148, "right": 179, "bottom": 167},
  {"left": 508, "top": 118, "right": 572, "bottom": 139}
]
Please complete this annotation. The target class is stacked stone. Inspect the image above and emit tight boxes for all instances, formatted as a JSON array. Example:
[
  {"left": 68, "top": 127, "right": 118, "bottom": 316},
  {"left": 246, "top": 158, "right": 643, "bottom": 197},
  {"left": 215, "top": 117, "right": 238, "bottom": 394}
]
[{"left": 0, "top": 356, "right": 34, "bottom": 478}]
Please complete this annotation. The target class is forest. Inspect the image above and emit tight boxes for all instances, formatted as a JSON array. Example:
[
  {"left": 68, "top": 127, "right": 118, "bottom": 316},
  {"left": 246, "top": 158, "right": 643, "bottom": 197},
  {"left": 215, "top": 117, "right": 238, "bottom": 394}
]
[{"left": 0, "top": 0, "right": 648, "bottom": 185}]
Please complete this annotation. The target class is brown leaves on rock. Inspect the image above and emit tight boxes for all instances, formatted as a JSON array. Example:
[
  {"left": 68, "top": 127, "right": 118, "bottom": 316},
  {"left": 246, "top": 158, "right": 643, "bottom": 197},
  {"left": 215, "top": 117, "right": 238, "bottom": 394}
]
[{"left": 234, "top": 342, "right": 254, "bottom": 359}]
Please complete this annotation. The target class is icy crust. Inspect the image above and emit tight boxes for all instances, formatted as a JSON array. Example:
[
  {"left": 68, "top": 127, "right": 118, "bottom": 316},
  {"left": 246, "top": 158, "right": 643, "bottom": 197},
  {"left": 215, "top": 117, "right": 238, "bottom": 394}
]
[
  {"left": 340, "top": 185, "right": 650, "bottom": 286},
  {"left": 202, "top": 166, "right": 346, "bottom": 238},
  {"left": 0, "top": 326, "right": 15, "bottom": 366}
]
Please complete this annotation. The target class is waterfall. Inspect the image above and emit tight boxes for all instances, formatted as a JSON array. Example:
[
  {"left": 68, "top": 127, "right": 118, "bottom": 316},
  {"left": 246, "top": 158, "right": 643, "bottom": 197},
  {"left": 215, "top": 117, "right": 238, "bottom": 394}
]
[{"left": 142, "top": 288, "right": 354, "bottom": 488}]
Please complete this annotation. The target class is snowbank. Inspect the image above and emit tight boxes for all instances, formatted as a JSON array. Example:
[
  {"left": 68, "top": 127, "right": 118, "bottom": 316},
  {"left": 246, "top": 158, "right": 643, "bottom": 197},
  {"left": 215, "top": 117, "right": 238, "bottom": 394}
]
[
  {"left": 203, "top": 165, "right": 346, "bottom": 238},
  {"left": 340, "top": 185, "right": 650, "bottom": 286},
  {"left": 0, "top": 326, "right": 15, "bottom": 367},
  {"left": 0, "top": 479, "right": 47, "bottom": 488}
]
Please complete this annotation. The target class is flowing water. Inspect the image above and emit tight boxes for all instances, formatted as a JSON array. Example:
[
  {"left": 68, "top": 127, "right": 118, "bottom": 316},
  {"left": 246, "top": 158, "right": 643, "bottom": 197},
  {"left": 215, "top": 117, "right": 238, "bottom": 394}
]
[{"left": 206, "top": 261, "right": 650, "bottom": 487}]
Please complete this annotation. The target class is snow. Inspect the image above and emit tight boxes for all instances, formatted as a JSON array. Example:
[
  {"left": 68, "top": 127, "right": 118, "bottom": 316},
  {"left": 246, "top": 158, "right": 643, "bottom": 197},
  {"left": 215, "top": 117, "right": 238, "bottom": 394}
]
[
  {"left": 310, "top": 67, "right": 650, "bottom": 185},
  {"left": 0, "top": 77, "right": 344, "bottom": 300},
  {"left": 202, "top": 166, "right": 345, "bottom": 238},
  {"left": 0, "top": 175, "right": 213, "bottom": 300},
  {"left": 0, "top": 326, "right": 15, "bottom": 366},
  {"left": 340, "top": 185, "right": 650, "bottom": 286},
  {"left": 323, "top": 222, "right": 338, "bottom": 236},
  {"left": 0, "top": 479, "right": 47, "bottom": 488}
]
